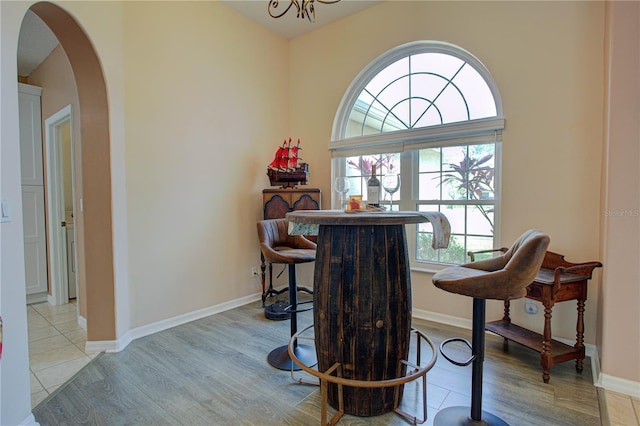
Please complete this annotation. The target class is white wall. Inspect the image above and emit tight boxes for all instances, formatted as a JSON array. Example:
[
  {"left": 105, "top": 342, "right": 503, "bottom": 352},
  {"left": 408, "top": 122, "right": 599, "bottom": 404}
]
[{"left": 0, "top": 2, "right": 36, "bottom": 424}]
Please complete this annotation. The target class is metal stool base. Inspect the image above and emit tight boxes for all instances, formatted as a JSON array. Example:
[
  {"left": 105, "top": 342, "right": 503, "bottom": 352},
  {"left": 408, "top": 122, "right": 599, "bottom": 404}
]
[
  {"left": 268, "top": 343, "right": 316, "bottom": 371},
  {"left": 434, "top": 406, "right": 508, "bottom": 426},
  {"left": 264, "top": 300, "right": 291, "bottom": 321}
]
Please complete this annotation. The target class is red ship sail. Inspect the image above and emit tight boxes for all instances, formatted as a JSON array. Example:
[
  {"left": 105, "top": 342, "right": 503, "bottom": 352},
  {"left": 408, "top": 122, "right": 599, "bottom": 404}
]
[
  {"left": 266, "top": 137, "right": 309, "bottom": 188},
  {"left": 289, "top": 138, "right": 302, "bottom": 169}
]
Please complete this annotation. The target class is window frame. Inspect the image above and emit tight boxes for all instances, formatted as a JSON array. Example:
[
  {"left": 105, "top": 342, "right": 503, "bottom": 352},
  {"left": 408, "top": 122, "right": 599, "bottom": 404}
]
[{"left": 330, "top": 41, "right": 504, "bottom": 269}]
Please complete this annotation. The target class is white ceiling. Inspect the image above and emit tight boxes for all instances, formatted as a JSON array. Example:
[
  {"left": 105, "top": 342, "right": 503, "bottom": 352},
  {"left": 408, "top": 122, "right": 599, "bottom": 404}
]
[
  {"left": 17, "top": 1, "right": 381, "bottom": 77},
  {"left": 17, "top": 11, "right": 59, "bottom": 77}
]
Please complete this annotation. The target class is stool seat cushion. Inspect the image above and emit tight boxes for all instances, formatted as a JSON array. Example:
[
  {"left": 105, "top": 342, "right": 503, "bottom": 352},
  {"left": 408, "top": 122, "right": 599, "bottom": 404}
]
[
  {"left": 433, "top": 229, "right": 549, "bottom": 301},
  {"left": 271, "top": 247, "right": 316, "bottom": 264}
]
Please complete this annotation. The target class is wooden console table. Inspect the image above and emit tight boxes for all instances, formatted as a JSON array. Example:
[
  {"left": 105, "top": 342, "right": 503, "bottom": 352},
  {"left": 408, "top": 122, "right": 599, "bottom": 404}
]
[{"left": 480, "top": 250, "right": 602, "bottom": 383}]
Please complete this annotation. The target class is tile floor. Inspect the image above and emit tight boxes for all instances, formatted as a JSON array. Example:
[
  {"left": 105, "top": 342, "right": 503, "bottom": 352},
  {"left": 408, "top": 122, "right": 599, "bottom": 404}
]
[
  {"left": 605, "top": 389, "right": 640, "bottom": 426},
  {"left": 27, "top": 300, "right": 100, "bottom": 408}
]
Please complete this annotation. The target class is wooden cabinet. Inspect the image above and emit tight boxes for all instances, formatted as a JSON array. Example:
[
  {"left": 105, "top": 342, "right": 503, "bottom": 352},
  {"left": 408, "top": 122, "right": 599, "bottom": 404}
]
[{"left": 263, "top": 188, "right": 321, "bottom": 219}]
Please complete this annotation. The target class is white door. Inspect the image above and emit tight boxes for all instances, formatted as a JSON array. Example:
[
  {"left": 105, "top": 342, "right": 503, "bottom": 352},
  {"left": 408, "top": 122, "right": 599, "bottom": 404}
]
[
  {"left": 19, "top": 84, "right": 44, "bottom": 186},
  {"left": 19, "top": 84, "right": 48, "bottom": 302},
  {"left": 22, "top": 186, "right": 48, "bottom": 299}
]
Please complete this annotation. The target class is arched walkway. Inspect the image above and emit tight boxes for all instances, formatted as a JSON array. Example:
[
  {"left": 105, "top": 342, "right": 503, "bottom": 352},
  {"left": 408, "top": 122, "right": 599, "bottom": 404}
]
[{"left": 29, "top": 2, "right": 115, "bottom": 341}]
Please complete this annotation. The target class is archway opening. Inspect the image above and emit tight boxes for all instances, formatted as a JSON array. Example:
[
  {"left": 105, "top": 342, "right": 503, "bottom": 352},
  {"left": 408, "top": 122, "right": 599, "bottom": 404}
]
[{"left": 29, "top": 1, "right": 115, "bottom": 341}]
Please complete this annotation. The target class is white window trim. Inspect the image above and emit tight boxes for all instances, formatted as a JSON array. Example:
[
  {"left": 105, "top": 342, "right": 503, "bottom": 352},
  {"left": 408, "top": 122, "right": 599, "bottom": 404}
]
[
  {"left": 329, "top": 117, "right": 504, "bottom": 155},
  {"left": 330, "top": 41, "right": 504, "bottom": 267},
  {"left": 331, "top": 40, "right": 504, "bottom": 143}
]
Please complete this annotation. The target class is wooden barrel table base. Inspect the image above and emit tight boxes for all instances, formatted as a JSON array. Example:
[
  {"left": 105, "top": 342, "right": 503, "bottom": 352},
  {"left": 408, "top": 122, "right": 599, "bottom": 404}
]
[{"left": 288, "top": 324, "right": 437, "bottom": 425}]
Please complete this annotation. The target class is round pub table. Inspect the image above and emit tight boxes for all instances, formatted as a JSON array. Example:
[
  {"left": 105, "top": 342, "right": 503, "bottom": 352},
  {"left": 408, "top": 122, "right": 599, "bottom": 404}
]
[{"left": 286, "top": 210, "right": 445, "bottom": 417}]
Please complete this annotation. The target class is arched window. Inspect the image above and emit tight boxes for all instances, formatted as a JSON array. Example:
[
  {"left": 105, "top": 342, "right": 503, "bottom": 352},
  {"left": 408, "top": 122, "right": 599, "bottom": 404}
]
[{"left": 331, "top": 41, "right": 504, "bottom": 265}]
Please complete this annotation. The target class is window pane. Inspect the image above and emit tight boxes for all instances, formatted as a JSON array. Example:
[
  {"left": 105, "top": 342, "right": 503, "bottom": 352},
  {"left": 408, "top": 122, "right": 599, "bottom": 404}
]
[
  {"left": 419, "top": 148, "right": 441, "bottom": 173},
  {"left": 441, "top": 173, "right": 466, "bottom": 201},
  {"left": 378, "top": 76, "right": 410, "bottom": 117},
  {"left": 442, "top": 147, "right": 465, "bottom": 171},
  {"left": 386, "top": 98, "right": 411, "bottom": 130},
  {"left": 418, "top": 173, "right": 440, "bottom": 200},
  {"left": 366, "top": 57, "right": 408, "bottom": 96},
  {"left": 468, "top": 205, "right": 494, "bottom": 236},
  {"left": 412, "top": 102, "right": 443, "bottom": 128},
  {"left": 344, "top": 154, "right": 401, "bottom": 204},
  {"left": 442, "top": 205, "right": 465, "bottom": 234},
  {"left": 452, "top": 64, "right": 497, "bottom": 119},
  {"left": 468, "top": 144, "right": 495, "bottom": 200},
  {"left": 410, "top": 73, "right": 449, "bottom": 105},
  {"left": 411, "top": 53, "right": 464, "bottom": 79},
  {"left": 438, "top": 84, "right": 470, "bottom": 124},
  {"left": 417, "top": 232, "right": 466, "bottom": 264},
  {"left": 467, "top": 235, "right": 495, "bottom": 261}
]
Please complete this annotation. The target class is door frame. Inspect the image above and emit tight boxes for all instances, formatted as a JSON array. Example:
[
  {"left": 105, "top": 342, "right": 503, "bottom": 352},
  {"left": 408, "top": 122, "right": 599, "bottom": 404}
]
[{"left": 44, "top": 104, "right": 75, "bottom": 306}]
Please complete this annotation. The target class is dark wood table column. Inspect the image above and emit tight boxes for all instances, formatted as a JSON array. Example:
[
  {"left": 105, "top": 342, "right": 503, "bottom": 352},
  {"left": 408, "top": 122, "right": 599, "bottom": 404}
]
[{"left": 286, "top": 210, "right": 432, "bottom": 417}]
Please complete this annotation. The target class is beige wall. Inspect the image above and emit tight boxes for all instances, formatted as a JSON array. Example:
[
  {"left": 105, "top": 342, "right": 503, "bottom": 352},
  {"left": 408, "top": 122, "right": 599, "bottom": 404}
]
[
  {"left": 23, "top": 2, "right": 290, "bottom": 334},
  {"left": 599, "top": 1, "right": 640, "bottom": 386},
  {"left": 28, "top": 44, "right": 87, "bottom": 318},
  {"left": 291, "top": 0, "right": 640, "bottom": 387},
  {"left": 289, "top": 1, "right": 605, "bottom": 344},
  {"left": 121, "top": 2, "right": 290, "bottom": 326}
]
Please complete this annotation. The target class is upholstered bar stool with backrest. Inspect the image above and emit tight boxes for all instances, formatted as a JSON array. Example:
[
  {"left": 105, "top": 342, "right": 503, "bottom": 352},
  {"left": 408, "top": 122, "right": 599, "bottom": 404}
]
[
  {"left": 256, "top": 218, "right": 317, "bottom": 371},
  {"left": 432, "top": 229, "right": 550, "bottom": 425}
]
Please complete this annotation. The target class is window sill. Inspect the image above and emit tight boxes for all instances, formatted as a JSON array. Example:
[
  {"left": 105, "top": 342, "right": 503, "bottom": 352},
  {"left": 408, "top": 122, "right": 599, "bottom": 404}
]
[{"left": 410, "top": 263, "right": 448, "bottom": 275}]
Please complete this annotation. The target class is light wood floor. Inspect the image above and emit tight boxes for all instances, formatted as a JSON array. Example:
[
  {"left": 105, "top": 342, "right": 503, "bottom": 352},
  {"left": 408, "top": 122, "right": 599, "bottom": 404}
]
[{"left": 33, "top": 298, "right": 602, "bottom": 425}]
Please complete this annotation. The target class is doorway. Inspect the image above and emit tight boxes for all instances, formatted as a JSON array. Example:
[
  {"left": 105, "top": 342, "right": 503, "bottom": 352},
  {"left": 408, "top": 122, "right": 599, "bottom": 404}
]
[
  {"left": 44, "top": 105, "right": 77, "bottom": 306},
  {"left": 27, "top": 1, "right": 117, "bottom": 343}
]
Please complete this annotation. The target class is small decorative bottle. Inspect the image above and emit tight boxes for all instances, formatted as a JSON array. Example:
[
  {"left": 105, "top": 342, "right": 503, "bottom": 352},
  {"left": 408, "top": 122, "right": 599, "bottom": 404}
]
[{"left": 367, "top": 165, "right": 381, "bottom": 207}]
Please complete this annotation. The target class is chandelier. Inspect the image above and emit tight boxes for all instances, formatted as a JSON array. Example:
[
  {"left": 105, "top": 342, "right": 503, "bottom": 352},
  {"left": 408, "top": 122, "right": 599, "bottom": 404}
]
[{"left": 268, "top": 0, "right": 341, "bottom": 23}]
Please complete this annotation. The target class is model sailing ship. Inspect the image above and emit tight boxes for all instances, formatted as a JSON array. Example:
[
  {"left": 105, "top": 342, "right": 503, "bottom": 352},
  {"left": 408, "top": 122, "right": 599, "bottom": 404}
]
[{"left": 267, "top": 138, "right": 309, "bottom": 188}]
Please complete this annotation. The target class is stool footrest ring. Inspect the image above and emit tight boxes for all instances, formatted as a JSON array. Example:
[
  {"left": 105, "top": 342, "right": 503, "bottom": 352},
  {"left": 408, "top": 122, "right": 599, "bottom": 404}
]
[
  {"left": 439, "top": 337, "right": 475, "bottom": 367},
  {"left": 284, "top": 299, "right": 313, "bottom": 314},
  {"left": 289, "top": 324, "right": 437, "bottom": 425}
]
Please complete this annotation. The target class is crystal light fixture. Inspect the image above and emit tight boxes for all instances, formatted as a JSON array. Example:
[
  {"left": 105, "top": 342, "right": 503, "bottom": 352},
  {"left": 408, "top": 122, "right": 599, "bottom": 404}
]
[{"left": 268, "top": 0, "right": 341, "bottom": 23}]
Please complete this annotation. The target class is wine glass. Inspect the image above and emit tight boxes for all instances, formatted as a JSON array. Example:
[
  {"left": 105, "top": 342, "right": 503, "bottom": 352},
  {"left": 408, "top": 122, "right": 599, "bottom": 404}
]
[
  {"left": 382, "top": 174, "right": 400, "bottom": 210},
  {"left": 334, "top": 177, "right": 350, "bottom": 210}
]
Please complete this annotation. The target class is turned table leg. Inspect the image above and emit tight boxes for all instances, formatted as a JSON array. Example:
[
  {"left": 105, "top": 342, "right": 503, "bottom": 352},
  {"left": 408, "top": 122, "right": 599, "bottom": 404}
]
[
  {"left": 260, "top": 253, "right": 267, "bottom": 305},
  {"left": 502, "top": 300, "right": 511, "bottom": 347},
  {"left": 576, "top": 299, "right": 586, "bottom": 373},
  {"left": 541, "top": 303, "right": 553, "bottom": 384}
]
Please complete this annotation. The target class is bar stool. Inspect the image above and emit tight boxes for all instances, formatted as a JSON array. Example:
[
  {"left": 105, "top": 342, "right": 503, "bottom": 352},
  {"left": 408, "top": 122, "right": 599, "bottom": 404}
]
[
  {"left": 256, "top": 218, "right": 317, "bottom": 371},
  {"left": 432, "top": 229, "right": 550, "bottom": 425}
]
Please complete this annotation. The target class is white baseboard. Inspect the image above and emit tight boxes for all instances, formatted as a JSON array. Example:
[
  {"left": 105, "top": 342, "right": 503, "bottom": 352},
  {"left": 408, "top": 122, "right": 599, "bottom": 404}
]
[
  {"left": 27, "top": 292, "right": 47, "bottom": 304},
  {"left": 77, "top": 314, "right": 86, "bottom": 331},
  {"left": 597, "top": 373, "right": 640, "bottom": 398},
  {"left": 85, "top": 293, "right": 262, "bottom": 354},
  {"left": 412, "top": 307, "right": 472, "bottom": 330},
  {"left": 19, "top": 413, "right": 38, "bottom": 425}
]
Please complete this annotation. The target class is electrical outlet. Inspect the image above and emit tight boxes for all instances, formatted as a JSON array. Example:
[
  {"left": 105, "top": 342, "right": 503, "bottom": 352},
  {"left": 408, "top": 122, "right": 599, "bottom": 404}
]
[
  {"left": 525, "top": 300, "right": 538, "bottom": 315},
  {"left": 251, "top": 266, "right": 258, "bottom": 277}
]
